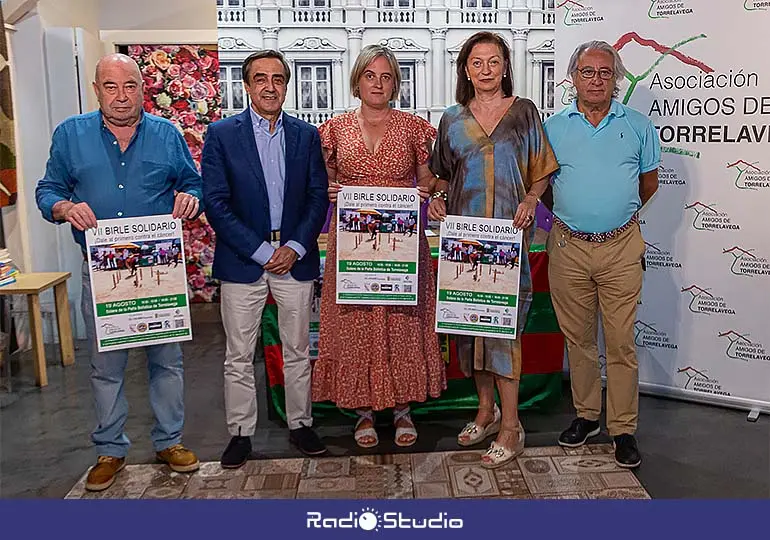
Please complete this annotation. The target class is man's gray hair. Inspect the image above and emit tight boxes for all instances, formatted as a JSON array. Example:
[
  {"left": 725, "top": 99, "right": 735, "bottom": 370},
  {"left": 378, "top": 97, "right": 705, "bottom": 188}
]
[{"left": 567, "top": 40, "right": 627, "bottom": 98}]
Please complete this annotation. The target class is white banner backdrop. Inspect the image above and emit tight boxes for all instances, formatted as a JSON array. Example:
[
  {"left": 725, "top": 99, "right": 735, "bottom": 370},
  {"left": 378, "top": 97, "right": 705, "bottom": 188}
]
[{"left": 554, "top": 0, "right": 770, "bottom": 414}]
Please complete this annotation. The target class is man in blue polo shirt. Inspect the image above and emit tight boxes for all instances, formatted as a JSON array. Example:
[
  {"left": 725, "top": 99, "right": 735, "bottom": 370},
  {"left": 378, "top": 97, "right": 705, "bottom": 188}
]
[
  {"left": 544, "top": 41, "right": 660, "bottom": 469},
  {"left": 35, "top": 53, "right": 203, "bottom": 491}
]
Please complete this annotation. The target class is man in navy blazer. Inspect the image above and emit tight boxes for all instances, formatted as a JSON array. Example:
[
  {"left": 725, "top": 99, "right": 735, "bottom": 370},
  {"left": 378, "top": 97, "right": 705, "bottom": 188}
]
[{"left": 202, "top": 50, "right": 329, "bottom": 467}]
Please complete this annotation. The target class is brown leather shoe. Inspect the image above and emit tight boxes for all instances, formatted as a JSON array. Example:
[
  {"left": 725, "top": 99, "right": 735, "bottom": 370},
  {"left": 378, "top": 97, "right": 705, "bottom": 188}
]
[
  {"left": 156, "top": 444, "right": 200, "bottom": 473},
  {"left": 85, "top": 456, "right": 126, "bottom": 492}
]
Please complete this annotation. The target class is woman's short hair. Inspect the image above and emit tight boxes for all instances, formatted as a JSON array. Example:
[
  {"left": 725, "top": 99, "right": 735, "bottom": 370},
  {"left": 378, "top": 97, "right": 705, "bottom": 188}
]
[
  {"left": 242, "top": 49, "right": 291, "bottom": 85},
  {"left": 455, "top": 31, "right": 514, "bottom": 106},
  {"left": 350, "top": 44, "right": 401, "bottom": 102}
]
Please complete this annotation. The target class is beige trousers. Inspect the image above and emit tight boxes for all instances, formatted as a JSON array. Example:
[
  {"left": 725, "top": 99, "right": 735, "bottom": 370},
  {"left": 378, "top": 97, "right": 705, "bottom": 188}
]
[
  {"left": 547, "top": 222, "right": 645, "bottom": 436},
  {"left": 221, "top": 273, "right": 313, "bottom": 434}
]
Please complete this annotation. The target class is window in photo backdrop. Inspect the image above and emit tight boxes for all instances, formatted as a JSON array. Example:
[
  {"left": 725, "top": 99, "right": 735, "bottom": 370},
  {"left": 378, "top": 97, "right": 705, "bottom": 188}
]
[{"left": 122, "top": 44, "right": 222, "bottom": 302}]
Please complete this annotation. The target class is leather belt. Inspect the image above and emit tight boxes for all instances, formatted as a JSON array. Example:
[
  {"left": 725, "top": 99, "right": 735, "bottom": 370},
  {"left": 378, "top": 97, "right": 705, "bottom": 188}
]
[{"left": 554, "top": 214, "right": 638, "bottom": 243}]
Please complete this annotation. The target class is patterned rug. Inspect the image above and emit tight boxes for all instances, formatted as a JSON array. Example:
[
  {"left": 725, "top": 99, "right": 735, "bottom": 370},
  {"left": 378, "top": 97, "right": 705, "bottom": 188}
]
[{"left": 65, "top": 444, "right": 650, "bottom": 499}]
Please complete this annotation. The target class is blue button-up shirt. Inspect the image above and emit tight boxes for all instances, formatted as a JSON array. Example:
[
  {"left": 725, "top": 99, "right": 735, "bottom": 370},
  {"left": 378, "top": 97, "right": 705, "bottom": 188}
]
[
  {"left": 35, "top": 110, "right": 203, "bottom": 249},
  {"left": 544, "top": 99, "right": 661, "bottom": 233},
  {"left": 249, "top": 107, "right": 306, "bottom": 265}
]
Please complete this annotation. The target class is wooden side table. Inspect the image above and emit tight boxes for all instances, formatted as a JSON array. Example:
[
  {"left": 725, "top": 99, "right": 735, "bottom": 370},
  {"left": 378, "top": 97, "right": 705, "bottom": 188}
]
[{"left": 0, "top": 272, "right": 75, "bottom": 387}]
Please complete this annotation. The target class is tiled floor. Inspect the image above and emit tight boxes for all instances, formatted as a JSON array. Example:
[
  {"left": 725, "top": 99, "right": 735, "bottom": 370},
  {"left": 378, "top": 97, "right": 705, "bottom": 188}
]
[{"left": 64, "top": 444, "right": 650, "bottom": 500}]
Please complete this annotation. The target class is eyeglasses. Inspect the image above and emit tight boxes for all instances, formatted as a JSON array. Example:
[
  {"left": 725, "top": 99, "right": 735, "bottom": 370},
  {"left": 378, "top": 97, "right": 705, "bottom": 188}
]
[{"left": 577, "top": 67, "right": 614, "bottom": 80}]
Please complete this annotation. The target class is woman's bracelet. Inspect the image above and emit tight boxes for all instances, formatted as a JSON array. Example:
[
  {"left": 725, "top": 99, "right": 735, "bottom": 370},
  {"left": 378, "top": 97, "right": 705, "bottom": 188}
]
[{"left": 430, "top": 190, "right": 448, "bottom": 203}]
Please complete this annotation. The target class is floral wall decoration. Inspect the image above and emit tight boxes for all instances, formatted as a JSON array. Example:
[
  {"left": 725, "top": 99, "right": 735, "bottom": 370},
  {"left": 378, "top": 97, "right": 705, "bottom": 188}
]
[
  {"left": 127, "top": 44, "right": 221, "bottom": 302},
  {"left": 0, "top": 6, "right": 18, "bottom": 209}
]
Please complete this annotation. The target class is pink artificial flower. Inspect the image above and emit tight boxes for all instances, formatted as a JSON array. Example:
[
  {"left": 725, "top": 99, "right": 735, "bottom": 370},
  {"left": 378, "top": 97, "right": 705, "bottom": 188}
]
[
  {"left": 203, "top": 81, "right": 217, "bottom": 99},
  {"left": 180, "top": 111, "right": 198, "bottom": 127},
  {"left": 199, "top": 247, "right": 215, "bottom": 266},
  {"left": 198, "top": 55, "right": 214, "bottom": 71},
  {"left": 167, "top": 64, "right": 182, "bottom": 78},
  {"left": 182, "top": 61, "right": 198, "bottom": 74},
  {"left": 182, "top": 75, "right": 197, "bottom": 89},
  {"left": 127, "top": 45, "right": 143, "bottom": 57},
  {"left": 190, "top": 82, "right": 209, "bottom": 101},
  {"left": 191, "top": 274, "right": 206, "bottom": 289},
  {"left": 168, "top": 79, "right": 186, "bottom": 97},
  {"left": 191, "top": 226, "right": 206, "bottom": 240}
]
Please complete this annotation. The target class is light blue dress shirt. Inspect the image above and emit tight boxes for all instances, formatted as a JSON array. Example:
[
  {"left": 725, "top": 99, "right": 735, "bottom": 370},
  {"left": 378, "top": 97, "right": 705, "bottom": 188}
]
[
  {"left": 249, "top": 107, "right": 306, "bottom": 266},
  {"left": 544, "top": 99, "right": 661, "bottom": 234}
]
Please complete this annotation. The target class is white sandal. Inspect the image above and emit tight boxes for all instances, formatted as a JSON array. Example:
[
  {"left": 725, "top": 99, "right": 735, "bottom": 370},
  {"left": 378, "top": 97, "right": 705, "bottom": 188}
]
[
  {"left": 394, "top": 407, "right": 417, "bottom": 447},
  {"left": 480, "top": 421, "right": 526, "bottom": 469},
  {"left": 457, "top": 403, "right": 501, "bottom": 447},
  {"left": 354, "top": 410, "right": 378, "bottom": 448}
]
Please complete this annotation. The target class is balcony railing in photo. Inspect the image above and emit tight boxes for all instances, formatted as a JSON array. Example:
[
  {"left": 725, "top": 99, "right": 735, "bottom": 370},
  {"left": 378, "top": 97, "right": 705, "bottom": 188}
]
[{"left": 217, "top": 5, "right": 555, "bottom": 27}]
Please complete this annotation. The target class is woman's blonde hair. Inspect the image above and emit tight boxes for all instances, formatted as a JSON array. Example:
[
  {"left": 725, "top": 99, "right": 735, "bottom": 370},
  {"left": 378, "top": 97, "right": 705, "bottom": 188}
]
[{"left": 350, "top": 44, "right": 401, "bottom": 102}]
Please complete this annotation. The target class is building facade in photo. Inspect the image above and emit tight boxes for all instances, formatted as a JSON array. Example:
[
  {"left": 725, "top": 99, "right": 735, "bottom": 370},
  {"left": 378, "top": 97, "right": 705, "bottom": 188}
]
[{"left": 216, "top": 0, "right": 556, "bottom": 125}]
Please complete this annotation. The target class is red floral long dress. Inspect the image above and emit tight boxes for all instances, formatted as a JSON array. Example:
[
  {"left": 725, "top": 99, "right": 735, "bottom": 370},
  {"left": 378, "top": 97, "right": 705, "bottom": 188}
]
[{"left": 311, "top": 110, "right": 447, "bottom": 411}]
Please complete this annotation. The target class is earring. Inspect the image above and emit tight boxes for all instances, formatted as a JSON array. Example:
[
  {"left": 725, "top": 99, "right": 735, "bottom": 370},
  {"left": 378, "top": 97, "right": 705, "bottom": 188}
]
[{"left": 467, "top": 76, "right": 471, "bottom": 80}]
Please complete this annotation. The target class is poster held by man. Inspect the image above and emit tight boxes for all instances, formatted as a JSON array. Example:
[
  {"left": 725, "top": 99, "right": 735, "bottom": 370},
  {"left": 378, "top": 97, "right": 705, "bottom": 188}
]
[{"left": 85, "top": 214, "right": 192, "bottom": 353}]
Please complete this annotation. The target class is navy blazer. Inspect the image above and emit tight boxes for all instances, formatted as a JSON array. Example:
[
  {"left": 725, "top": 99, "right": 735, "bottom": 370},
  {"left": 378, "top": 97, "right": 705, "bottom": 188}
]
[{"left": 201, "top": 109, "right": 329, "bottom": 283}]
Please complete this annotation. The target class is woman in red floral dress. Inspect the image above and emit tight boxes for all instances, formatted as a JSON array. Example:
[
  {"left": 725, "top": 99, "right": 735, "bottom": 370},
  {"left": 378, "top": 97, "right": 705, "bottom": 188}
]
[{"left": 311, "top": 45, "right": 446, "bottom": 448}]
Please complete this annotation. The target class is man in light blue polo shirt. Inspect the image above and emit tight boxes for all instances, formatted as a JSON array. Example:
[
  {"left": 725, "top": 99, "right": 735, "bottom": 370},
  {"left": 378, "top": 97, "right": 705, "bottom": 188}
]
[{"left": 543, "top": 41, "right": 660, "bottom": 469}]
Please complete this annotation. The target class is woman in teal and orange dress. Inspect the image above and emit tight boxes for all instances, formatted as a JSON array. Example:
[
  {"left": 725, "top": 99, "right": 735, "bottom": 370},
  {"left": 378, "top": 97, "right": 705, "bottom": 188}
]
[{"left": 427, "top": 31, "right": 559, "bottom": 468}]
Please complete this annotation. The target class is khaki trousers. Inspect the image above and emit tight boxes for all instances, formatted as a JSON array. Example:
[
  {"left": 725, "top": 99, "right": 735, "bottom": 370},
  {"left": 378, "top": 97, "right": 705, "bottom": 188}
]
[
  {"left": 547, "top": 222, "right": 645, "bottom": 436},
  {"left": 221, "top": 273, "right": 314, "bottom": 434}
]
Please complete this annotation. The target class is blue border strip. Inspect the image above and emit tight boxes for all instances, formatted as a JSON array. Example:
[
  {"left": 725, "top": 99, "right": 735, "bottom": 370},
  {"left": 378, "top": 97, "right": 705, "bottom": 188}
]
[{"left": 0, "top": 500, "right": 766, "bottom": 539}]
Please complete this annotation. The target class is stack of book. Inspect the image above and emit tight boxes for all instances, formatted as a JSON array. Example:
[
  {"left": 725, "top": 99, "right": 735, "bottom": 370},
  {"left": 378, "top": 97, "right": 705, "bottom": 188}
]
[{"left": 0, "top": 249, "right": 19, "bottom": 287}]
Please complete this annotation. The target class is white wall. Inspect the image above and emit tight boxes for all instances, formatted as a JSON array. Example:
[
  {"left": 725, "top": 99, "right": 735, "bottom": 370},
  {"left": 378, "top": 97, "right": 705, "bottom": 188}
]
[{"left": 98, "top": 0, "right": 215, "bottom": 31}]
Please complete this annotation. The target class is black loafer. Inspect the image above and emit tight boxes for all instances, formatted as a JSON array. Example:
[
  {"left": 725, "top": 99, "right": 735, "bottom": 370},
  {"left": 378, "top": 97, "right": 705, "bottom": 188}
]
[
  {"left": 613, "top": 434, "right": 641, "bottom": 468},
  {"left": 289, "top": 425, "right": 327, "bottom": 456},
  {"left": 220, "top": 436, "right": 252, "bottom": 469},
  {"left": 558, "top": 417, "right": 601, "bottom": 447}
]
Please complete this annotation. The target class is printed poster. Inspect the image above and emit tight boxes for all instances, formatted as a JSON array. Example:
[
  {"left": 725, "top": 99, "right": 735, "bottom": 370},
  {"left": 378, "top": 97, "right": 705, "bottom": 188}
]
[
  {"left": 336, "top": 186, "right": 420, "bottom": 305},
  {"left": 85, "top": 214, "right": 192, "bottom": 352},
  {"left": 436, "top": 216, "right": 523, "bottom": 339}
]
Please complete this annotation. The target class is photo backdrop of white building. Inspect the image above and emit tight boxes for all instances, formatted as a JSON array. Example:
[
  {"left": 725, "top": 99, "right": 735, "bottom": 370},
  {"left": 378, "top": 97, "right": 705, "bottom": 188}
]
[{"left": 216, "top": 0, "right": 556, "bottom": 125}]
